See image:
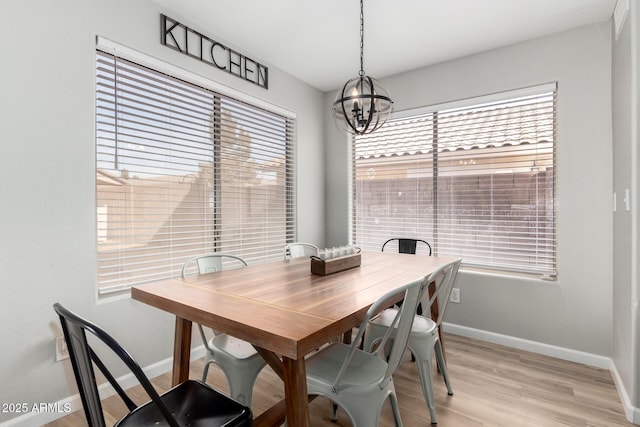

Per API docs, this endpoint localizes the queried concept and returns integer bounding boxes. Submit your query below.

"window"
[96,50,295,294]
[352,84,556,277]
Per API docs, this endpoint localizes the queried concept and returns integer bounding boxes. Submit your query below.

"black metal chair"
[382,238,432,315]
[381,237,433,361]
[53,303,253,427]
[381,237,432,256]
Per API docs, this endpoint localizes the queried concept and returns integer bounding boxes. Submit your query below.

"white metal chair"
[304,276,429,427]
[363,258,462,424]
[181,254,266,406]
[283,242,319,259]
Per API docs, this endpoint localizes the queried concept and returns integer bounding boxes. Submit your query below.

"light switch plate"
[450,288,460,304]
[625,188,630,211]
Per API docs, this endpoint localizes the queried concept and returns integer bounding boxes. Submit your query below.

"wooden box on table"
[310,253,361,275]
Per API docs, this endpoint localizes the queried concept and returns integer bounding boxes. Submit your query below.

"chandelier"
[332,0,393,135]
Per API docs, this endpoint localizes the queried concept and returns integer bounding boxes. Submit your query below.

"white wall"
[0,0,325,423]
[325,22,614,356]
[612,0,640,419]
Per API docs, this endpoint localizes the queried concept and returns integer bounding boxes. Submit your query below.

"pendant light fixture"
[332,0,393,135]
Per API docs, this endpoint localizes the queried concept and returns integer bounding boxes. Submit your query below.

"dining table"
[131,250,457,427]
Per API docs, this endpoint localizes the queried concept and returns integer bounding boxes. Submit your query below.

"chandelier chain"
[332,0,393,135]
[359,0,365,76]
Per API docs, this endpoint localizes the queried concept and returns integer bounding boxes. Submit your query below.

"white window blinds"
[96,50,295,293]
[352,85,556,276]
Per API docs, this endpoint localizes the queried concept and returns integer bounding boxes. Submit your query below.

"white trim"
[98,283,135,296]
[459,266,557,283]
[631,0,640,415]
[614,0,630,41]
[443,322,610,368]
[96,36,296,119]
[394,81,557,120]
[0,346,205,427]
[610,359,640,423]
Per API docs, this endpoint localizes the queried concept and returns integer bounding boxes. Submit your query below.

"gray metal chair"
[53,303,252,427]
[283,242,319,260]
[364,258,462,424]
[305,276,429,426]
[181,254,266,407]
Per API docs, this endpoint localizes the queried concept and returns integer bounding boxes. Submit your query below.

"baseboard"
[0,346,205,427]
[443,322,610,368]
[444,322,640,425]
[609,358,640,424]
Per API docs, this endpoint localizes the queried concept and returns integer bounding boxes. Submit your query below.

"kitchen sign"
[161,14,268,89]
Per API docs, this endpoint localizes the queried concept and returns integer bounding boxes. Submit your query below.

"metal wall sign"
[161,14,268,89]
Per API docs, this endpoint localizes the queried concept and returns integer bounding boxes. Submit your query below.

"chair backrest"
[381,238,432,256]
[181,253,248,278]
[426,257,462,327]
[284,242,319,260]
[181,254,248,346]
[53,303,180,427]
[332,276,428,392]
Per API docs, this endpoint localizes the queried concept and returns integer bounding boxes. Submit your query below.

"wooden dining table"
[131,251,456,427]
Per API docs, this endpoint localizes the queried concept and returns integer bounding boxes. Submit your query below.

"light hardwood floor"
[44,333,635,427]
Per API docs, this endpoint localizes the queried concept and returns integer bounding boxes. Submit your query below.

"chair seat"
[211,334,262,360]
[370,308,438,337]
[116,380,252,427]
[306,342,389,391]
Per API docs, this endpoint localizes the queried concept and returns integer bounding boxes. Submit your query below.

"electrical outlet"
[450,288,461,304]
[56,336,69,361]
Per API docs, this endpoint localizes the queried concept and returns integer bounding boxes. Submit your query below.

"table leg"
[255,347,284,380]
[253,348,315,427]
[282,357,310,427]
[172,316,192,386]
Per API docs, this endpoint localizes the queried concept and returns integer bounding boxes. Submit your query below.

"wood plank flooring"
[44,333,634,427]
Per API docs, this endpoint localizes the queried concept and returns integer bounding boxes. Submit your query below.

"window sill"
[459,265,557,283]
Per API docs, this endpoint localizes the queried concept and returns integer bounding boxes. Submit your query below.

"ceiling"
[152,0,617,92]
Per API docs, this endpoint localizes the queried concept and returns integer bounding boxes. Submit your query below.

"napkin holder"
[310,253,361,276]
